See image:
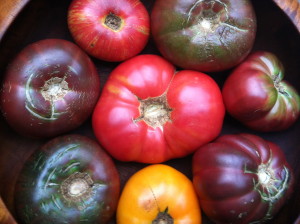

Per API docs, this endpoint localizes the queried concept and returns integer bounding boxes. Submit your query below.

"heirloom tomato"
[117,164,201,224]
[92,54,225,163]
[68,0,150,62]
[193,133,294,224]
[151,0,256,72]
[222,51,300,132]
[0,39,100,138]
[14,134,120,224]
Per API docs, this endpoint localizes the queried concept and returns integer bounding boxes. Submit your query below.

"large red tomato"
[193,133,294,224]
[92,54,225,163]
[0,39,100,138]
[68,0,150,62]
[222,51,300,132]
[151,0,256,72]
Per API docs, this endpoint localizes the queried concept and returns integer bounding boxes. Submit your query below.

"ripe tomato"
[92,54,225,163]
[151,0,256,72]
[14,134,120,224]
[117,164,201,224]
[222,51,300,132]
[68,0,150,62]
[193,133,294,224]
[0,39,100,138]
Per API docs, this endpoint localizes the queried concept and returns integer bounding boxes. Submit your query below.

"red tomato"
[92,54,225,163]
[0,39,100,138]
[151,0,256,72]
[68,0,150,62]
[193,133,294,224]
[222,51,300,132]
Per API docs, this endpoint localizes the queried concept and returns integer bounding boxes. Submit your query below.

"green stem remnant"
[152,207,174,224]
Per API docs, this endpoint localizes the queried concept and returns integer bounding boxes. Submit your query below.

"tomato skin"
[151,0,256,72]
[68,0,150,62]
[117,164,201,224]
[192,133,294,224]
[14,134,120,224]
[92,54,225,163]
[0,39,100,138]
[222,51,300,132]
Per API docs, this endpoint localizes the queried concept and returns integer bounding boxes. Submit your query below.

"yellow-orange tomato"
[117,164,201,224]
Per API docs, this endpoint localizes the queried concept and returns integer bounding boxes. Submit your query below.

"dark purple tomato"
[14,134,120,224]
[0,39,100,138]
[193,133,294,224]
[151,0,257,72]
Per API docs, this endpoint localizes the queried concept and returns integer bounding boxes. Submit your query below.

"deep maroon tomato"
[92,54,225,163]
[193,133,294,224]
[68,0,150,62]
[151,0,256,72]
[14,134,120,224]
[0,39,100,138]
[222,51,300,132]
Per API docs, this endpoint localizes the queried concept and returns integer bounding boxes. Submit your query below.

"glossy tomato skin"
[14,134,120,224]
[192,133,294,224]
[117,164,201,224]
[68,0,150,62]
[92,54,225,163]
[0,39,100,138]
[151,0,256,72]
[222,51,300,132]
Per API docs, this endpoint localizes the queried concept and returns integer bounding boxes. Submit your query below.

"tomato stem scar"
[104,12,122,31]
[134,93,173,129]
[152,207,174,224]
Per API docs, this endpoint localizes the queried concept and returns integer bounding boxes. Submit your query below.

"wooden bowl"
[0,0,300,223]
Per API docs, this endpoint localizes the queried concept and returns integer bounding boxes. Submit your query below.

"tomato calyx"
[61,172,95,209]
[255,165,290,203]
[25,75,69,121]
[104,12,123,31]
[41,76,69,102]
[187,0,228,33]
[244,154,291,222]
[134,93,173,129]
[272,72,289,97]
[152,207,174,224]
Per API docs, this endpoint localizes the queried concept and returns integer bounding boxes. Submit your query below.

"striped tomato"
[68,0,150,62]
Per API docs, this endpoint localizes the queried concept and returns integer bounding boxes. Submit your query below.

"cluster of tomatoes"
[0,0,299,223]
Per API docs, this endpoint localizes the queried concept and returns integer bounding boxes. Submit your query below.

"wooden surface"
[0,197,16,224]
[273,0,300,32]
[0,0,300,224]
[0,0,30,41]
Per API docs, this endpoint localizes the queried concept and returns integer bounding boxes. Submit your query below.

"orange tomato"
[117,164,201,224]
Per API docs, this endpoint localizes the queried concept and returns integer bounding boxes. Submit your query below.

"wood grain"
[0,0,299,224]
[273,0,300,32]
[0,197,16,224]
[0,0,30,41]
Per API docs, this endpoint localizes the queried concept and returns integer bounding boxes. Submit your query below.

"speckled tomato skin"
[222,51,300,132]
[192,133,294,224]
[151,0,256,72]
[14,134,120,224]
[0,39,100,138]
